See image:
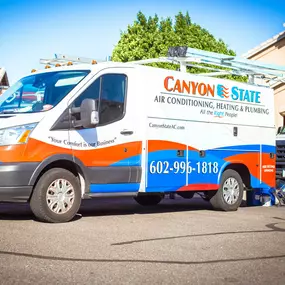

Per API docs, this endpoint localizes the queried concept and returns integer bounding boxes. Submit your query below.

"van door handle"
[120,129,133,135]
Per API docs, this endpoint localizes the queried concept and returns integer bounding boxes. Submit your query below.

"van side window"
[98,74,127,125]
[73,78,100,108]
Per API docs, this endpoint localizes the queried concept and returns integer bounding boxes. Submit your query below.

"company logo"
[217,85,229,99]
[164,76,261,104]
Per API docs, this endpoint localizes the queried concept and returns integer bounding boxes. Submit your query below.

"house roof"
[0,67,9,87]
[242,24,285,58]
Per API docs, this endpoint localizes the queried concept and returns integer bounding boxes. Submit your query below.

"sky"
[0,0,284,84]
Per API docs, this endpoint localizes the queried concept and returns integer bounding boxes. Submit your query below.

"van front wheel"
[30,168,82,223]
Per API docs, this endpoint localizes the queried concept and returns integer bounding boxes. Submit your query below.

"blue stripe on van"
[90,183,140,193]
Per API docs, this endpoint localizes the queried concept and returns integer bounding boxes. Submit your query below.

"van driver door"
[68,68,142,194]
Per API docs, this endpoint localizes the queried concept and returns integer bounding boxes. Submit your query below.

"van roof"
[30,61,136,75]
[23,60,274,90]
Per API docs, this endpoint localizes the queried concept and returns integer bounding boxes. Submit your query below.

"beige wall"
[248,36,285,65]
[274,84,285,128]
[248,36,285,129]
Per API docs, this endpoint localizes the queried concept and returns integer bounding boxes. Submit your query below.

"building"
[0,67,10,95]
[243,24,285,130]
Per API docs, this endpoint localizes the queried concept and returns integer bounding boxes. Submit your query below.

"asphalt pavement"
[0,195,285,285]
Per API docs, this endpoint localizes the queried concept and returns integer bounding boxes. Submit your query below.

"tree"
[112,11,246,82]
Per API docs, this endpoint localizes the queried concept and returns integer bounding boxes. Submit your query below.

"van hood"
[0,112,45,129]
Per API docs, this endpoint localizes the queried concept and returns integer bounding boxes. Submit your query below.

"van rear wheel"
[30,168,82,223]
[210,169,244,211]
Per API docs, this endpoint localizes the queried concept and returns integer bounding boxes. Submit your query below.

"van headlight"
[0,123,37,146]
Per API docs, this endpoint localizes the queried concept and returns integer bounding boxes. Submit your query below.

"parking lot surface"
[0,196,285,285]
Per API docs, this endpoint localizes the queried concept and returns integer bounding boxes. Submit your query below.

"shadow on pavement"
[79,196,214,217]
[111,221,285,246]
[0,196,280,223]
[0,196,214,222]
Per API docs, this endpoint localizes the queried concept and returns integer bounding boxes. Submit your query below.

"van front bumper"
[0,162,38,202]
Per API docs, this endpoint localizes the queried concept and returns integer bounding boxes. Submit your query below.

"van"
[0,48,277,223]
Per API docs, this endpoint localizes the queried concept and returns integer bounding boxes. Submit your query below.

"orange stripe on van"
[224,152,275,188]
[0,144,27,163]
[225,152,259,177]
[148,140,197,152]
[0,138,142,166]
[73,141,142,166]
[259,153,276,188]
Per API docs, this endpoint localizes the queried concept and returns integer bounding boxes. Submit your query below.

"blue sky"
[0,0,284,84]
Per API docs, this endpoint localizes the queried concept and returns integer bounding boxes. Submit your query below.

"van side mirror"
[71,98,99,129]
[277,126,282,135]
[80,98,99,128]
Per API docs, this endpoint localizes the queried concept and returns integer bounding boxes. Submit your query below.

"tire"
[210,169,244,211]
[30,168,82,223]
[134,194,162,206]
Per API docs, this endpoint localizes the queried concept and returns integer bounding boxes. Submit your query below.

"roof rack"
[130,47,285,87]
[39,53,111,67]
[39,47,285,87]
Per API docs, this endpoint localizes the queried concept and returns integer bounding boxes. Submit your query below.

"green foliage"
[112,11,247,83]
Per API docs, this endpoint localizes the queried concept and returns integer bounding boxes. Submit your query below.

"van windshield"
[0,70,90,114]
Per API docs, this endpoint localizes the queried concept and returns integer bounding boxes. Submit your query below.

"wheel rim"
[222,177,240,205]
[46,179,75,214]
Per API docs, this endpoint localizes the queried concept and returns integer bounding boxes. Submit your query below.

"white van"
[0,48,277,223]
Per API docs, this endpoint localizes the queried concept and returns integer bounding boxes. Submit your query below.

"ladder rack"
[130,47,285,87]
[39,47,285,87]
[40,54,111,66]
